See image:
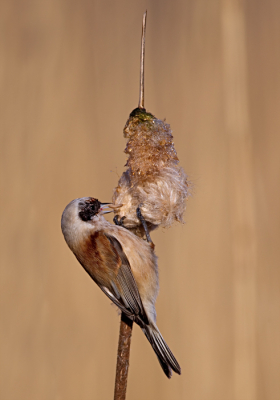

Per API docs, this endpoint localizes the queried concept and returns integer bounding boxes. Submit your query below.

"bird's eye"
[79,199,101,221]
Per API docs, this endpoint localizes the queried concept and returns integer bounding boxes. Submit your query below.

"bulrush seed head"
[112,108,189,237]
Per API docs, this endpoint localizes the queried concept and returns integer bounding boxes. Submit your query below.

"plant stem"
[138,10,147,109]
[113,313,133,400]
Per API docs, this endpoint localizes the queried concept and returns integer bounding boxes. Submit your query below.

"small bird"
[61,197,181,378]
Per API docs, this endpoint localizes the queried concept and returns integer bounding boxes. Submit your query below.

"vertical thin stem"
[138,11,147,109]
[113,313,133,400]
[114,13,147,400]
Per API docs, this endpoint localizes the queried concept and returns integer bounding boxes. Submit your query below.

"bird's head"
[77,197,112,221]
[61,197,121,251]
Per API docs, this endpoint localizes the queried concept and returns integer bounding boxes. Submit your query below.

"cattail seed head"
[112,108,189,236]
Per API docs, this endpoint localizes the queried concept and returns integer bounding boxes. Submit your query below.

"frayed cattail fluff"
[112,107,189,236]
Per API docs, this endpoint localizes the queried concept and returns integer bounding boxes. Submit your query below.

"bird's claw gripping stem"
[136,206,153,244]
[113,215,126,227]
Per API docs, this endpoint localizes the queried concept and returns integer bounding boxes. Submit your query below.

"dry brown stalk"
[112,10,189,238]
[113,8,186,398]
[113,13,147,400]
[138,10,147,109]
[113,313,133,400]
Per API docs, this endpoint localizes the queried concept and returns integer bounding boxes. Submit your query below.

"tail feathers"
[143,325,181,378]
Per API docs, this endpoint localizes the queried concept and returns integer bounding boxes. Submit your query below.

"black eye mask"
[79,199,101,221]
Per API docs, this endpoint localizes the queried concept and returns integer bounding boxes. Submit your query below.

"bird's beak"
[99,203,123,215]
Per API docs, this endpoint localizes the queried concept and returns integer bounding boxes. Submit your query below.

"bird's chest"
[74,231,120,287]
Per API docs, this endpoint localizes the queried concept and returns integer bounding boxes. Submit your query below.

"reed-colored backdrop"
[1,1,279,399]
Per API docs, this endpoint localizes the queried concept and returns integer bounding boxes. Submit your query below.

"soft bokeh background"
[1,1,279,399]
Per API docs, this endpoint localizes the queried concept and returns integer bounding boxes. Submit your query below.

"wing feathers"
[78,230,181,378]
[93,232,149,325]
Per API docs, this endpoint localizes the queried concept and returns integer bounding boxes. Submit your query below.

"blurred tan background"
[1,0,279,399]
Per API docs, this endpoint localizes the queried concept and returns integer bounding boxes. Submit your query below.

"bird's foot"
[113,215,126,227]
[136,206,153,246]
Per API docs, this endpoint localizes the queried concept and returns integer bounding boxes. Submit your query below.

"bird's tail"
[142,324,181,378]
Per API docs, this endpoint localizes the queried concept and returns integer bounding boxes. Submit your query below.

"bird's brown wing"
[78,230,148,325]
